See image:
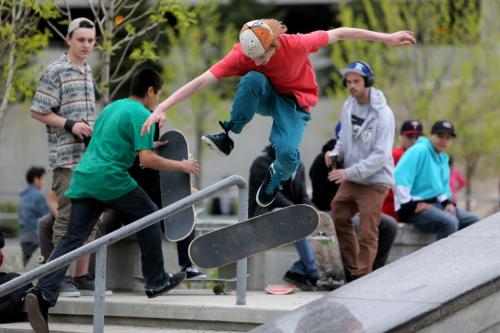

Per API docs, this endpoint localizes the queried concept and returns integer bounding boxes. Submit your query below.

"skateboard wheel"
[36,255,45,264]
[213,285,224,295]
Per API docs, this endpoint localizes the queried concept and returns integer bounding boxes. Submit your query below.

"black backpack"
[0,272,32,323]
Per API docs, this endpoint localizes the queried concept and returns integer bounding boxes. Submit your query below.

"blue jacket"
[394,137,452,220]
[18,185,49,242]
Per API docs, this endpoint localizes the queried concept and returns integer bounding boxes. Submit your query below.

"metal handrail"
[0,175,248,333]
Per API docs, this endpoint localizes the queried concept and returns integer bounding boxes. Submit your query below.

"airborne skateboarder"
[25,68,199,333]
[142,19,415,208]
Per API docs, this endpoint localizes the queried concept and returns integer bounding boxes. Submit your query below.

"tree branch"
[115,0,129,13]
[88,0,105,34]
[110,62,141,98]
[100,0,108,17]
[113,22,158,49]
[46,20,66,41]
[111,36,135,78]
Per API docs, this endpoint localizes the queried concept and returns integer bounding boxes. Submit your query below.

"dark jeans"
[20,241,39,267]
[33,186,167,306]
[409,202,479,240]
[89,209,195,274]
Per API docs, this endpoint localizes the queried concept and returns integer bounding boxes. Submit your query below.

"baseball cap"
[339,61,373,78]
[67,18,95,36]
[400,120,424,135]
[239,20,273,59]
[431,120,457,137]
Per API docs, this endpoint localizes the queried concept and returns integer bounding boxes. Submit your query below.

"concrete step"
[0,289,327,332]
[0,322,237,333]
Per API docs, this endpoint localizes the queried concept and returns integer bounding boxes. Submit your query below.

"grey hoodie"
[333,87,395,187]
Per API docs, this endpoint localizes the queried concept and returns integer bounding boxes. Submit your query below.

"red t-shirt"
[209,31,329,111]
[381,147,406,220]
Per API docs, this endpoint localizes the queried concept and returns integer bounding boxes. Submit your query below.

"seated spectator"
[18,167,49,267]
[310,130,397,272]
[249,145,318,291]
[394,120,480,239]
[381,120,424,220]
[0,230,33,323]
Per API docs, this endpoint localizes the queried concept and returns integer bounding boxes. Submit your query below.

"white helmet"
[239,20,273,58]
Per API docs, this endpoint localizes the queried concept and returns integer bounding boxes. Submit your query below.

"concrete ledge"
[250,212,500,333]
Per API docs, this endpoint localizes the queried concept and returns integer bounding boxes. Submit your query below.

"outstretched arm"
[328,27,416,46]
[138,150,200,176]
[141,70,217,135]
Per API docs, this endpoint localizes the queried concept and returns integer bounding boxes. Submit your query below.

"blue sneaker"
[256,164,283,207]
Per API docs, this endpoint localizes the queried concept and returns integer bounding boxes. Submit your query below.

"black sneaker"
[181,265,207,279]
[201,121,234,156]
[25,289,50,333]
[145,272,186,299]
[283,271,317,292]
[74,273,113,296]
[256,164,283,207]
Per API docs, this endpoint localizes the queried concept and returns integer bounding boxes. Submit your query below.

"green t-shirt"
[66,98,155,201]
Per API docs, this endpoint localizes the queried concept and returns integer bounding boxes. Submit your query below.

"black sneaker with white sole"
[145,272,186,299]
[256,164,283,207]
[201,121,234,156]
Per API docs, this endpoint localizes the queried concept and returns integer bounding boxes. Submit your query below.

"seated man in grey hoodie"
[325,61,395,281]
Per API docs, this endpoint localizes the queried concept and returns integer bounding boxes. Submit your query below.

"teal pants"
[224,71,311,181]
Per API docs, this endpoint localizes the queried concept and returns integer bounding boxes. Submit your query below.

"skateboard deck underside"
[189,205,319,269]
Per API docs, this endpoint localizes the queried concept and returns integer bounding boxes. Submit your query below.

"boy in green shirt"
[25,68,200,333]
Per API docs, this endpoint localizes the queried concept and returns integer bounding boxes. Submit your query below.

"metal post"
[236,184,248,305]
[93,246,107,333]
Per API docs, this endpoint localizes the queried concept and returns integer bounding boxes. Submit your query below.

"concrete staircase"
[0,290,328,332]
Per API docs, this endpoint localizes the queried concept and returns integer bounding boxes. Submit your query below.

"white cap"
[67,18,95,36]
[239,20,273,59]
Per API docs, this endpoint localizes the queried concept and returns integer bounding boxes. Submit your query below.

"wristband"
[64,119,76,133]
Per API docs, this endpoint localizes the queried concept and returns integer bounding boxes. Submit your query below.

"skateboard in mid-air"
[188,204,319,269]
[157,130,195,241]
[309,211,345,290]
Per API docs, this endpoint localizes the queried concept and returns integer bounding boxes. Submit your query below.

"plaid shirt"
[31,53,96,169]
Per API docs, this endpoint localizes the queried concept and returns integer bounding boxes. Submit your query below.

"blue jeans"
[33,186,168,306]
[224,71,311,182]
[290,238,319,280]
[409,202,479,240]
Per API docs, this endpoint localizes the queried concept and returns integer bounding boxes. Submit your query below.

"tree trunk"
[100,0,115,104]
[0,44,16,134]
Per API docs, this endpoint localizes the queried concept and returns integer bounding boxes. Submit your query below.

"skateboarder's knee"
[241,71,268,87]
[275,145,299,167]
